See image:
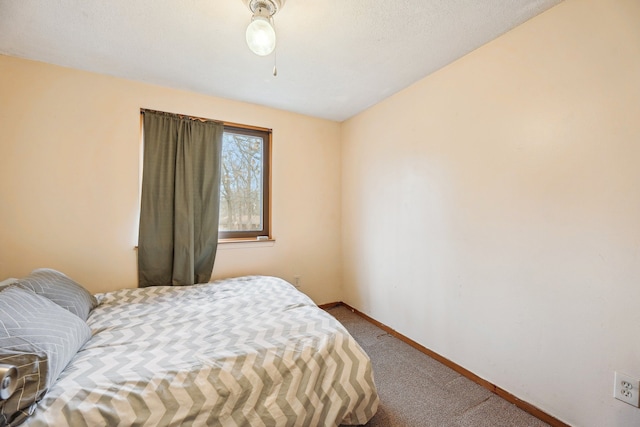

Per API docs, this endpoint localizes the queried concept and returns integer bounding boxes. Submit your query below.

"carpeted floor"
[330,306,550,427]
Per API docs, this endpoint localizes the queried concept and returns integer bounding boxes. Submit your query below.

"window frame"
[218,123,272,241]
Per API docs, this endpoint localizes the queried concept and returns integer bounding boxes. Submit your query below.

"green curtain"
[138,110,223,287]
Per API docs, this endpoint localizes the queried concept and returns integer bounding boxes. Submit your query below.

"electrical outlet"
[614,372,640,407]
[293,276,301,288]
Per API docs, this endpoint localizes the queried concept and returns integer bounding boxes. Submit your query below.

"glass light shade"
[246,16,276,56]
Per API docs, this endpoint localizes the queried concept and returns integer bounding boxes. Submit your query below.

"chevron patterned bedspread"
[23,276,379,426]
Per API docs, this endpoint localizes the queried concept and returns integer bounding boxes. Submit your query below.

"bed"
[0,270,379,426]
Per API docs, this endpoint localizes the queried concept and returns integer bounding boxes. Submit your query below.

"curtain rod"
[140,108,271,132]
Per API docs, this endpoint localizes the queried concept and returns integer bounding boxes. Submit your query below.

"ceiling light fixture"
[243,0,285,57]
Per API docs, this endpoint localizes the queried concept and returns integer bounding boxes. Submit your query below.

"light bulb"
[246,15,276,56]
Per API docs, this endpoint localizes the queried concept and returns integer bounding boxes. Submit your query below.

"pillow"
[0,286,92,426]
[0,278,18,289]
[15,268,97,321]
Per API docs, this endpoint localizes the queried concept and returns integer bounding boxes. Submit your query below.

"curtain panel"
[138,110,223,287]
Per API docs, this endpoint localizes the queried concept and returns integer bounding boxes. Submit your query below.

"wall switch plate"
[614,372,640,407]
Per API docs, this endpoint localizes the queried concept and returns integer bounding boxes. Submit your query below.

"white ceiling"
[0,0,561,122]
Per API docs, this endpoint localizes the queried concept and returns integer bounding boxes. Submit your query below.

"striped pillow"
[16,268,98,321]
[0,286,92,426]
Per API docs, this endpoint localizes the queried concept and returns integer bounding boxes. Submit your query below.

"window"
[219,124,271,240]
[138,110,271,244]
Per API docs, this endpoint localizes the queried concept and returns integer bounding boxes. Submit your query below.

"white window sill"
[217,238,276,250]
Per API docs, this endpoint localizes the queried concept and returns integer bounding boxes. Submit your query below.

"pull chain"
[272,16,278,77]
[273,49,278,77]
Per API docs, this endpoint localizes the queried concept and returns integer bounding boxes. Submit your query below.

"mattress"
[22,276,379,426]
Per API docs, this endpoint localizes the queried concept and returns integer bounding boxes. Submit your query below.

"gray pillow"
[0,286,92,426]
[16,268,98,321]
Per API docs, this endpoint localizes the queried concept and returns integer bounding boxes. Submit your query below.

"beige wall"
[0,55,343,304]
[341,0,640,425]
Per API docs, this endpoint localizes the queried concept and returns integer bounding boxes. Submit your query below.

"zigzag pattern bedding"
[23,276,379,426]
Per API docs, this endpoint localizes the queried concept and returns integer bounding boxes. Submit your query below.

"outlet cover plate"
[614,372,640,407]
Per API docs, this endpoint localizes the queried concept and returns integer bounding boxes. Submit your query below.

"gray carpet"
[330,306,550,427]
